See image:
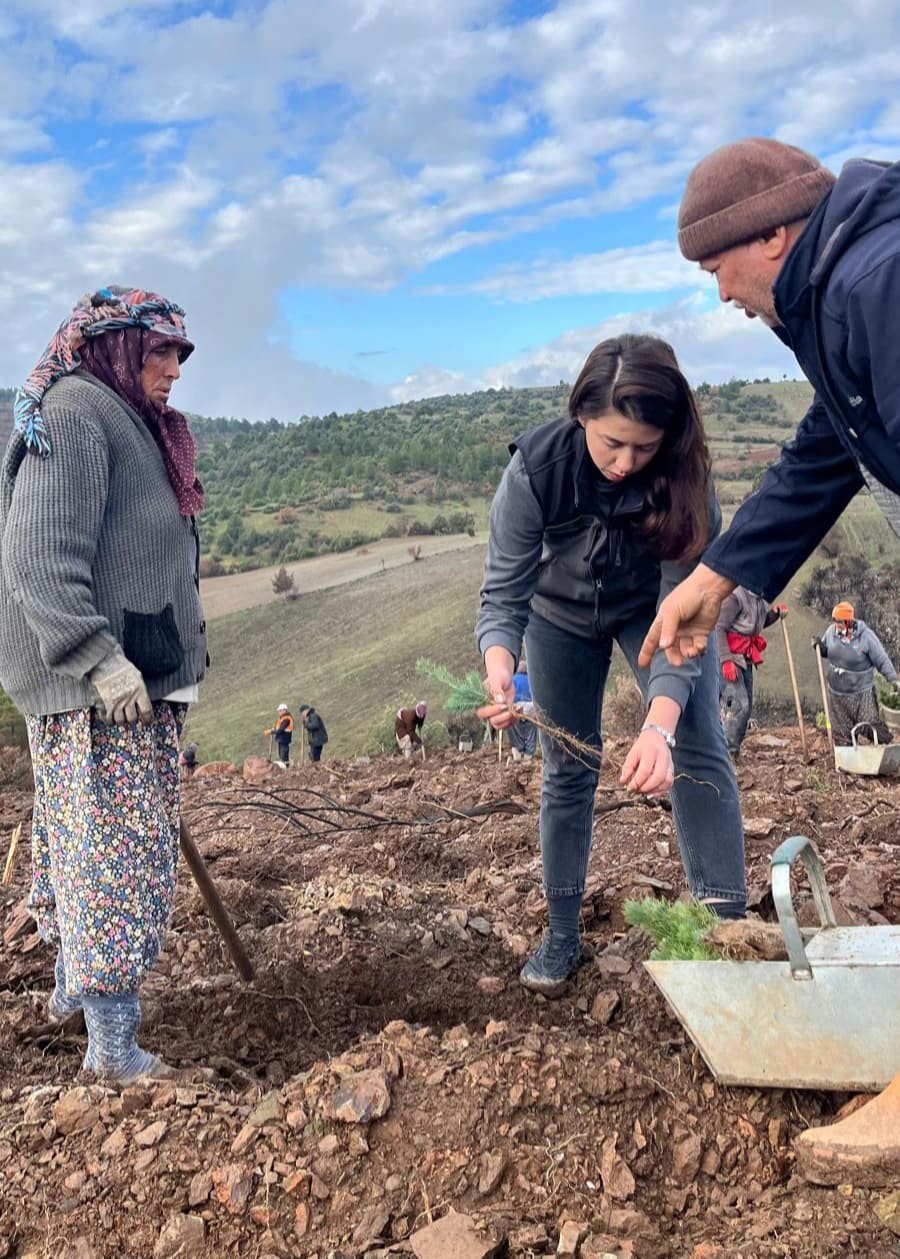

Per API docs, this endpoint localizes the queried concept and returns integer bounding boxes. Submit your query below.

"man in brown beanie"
[640,136,900,666]
[640,136,900,1186]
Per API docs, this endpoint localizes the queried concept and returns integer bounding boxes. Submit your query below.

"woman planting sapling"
[477,334,746,996]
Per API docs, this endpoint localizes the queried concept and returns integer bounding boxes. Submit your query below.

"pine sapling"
[415,659,487,713]
[624,897,720,961]
[416,659,719,791]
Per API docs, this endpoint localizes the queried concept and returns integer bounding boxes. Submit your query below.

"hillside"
[0,376,822,573]
[2,373,899,760]
[186,546,488,765]
[187,526,900,766]
[192,378,803,572]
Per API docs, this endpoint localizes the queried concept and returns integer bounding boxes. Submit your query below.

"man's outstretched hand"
[638,564,737,668]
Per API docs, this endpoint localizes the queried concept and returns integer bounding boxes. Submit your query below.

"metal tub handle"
[850,722,881,747]
[770,836,837,980]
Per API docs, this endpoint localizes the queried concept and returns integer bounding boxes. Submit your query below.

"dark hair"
[568,333,711,561]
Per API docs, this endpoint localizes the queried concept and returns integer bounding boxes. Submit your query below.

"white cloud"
[425,241,702,300]
[0,0,898,420]
[485,297,800,390]
[389,365,473,403]
[388,298,799,400]
[481,299,799,392]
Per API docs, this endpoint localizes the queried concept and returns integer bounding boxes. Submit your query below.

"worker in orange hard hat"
[812,601,898,745]
[264,703,294,768]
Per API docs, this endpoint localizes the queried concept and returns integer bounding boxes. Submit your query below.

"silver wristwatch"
[641,723,676,750]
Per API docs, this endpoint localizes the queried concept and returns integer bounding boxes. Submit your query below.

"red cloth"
[727,631,767,666]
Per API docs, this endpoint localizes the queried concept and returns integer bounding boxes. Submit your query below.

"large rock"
[672,1132,703,1184]
[248,1090,283,1127]
[477,1150,506,1196]
[599,1135,635,1201]
[796,1075,900,1187]
[193,761,237,778]
[557,1220,588,1255]
[188,1171,212,1207]
[590,991,621,1026]
[53,1088,101,1136]
[134,1119,167,1148]
[154,1213,205,1259]
[325,1069,392,1124]
[742,817,777,839]
[874,1191,900,1236]
[410,1211,506,1259]
[211,1163,254,1214]
[837,862,884,911]
[352,1204,391,1249]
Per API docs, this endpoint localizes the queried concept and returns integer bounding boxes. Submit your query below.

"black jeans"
[720,664,753,753]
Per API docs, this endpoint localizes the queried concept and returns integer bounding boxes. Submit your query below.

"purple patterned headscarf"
[15,286,204,515]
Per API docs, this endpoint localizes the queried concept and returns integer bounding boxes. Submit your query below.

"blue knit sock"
[546,892,582,946]
[49,950,82,1020]
[82,994,162,1081]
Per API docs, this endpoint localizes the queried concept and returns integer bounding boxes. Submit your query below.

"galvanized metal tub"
[833,724,900,777]
[645,836,900,1091]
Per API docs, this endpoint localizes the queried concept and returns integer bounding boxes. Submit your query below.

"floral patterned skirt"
[26,703,185,996]
[827,685,891,747]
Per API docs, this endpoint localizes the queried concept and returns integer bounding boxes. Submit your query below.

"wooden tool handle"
[780,617,808,758]
[179,819,255,982]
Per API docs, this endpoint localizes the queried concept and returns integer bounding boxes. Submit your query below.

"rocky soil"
[0,731,898,1259]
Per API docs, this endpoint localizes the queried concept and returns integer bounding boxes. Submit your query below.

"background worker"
[179,740,199,780]
[715,589,787,756]
[814,601,898,744]
[265,703,293,767]
[300,703,329,762]
[395,701,427,758]
[507,662,537,761]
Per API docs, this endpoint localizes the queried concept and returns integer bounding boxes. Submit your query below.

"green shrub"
[877,680,900,711]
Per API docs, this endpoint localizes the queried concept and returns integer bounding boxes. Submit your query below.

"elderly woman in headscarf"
[0,286,207,1081]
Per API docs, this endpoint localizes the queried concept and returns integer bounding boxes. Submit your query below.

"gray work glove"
[89,650,153,725]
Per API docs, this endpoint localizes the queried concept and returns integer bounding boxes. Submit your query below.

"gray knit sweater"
[820,620,898,695]
[0,373,207,716]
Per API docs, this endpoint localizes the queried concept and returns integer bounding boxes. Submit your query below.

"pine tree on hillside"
[271,565,296,600]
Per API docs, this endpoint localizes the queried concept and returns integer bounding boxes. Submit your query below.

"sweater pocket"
[123,604,184,678]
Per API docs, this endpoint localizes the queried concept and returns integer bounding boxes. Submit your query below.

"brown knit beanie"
[678,137,836,262]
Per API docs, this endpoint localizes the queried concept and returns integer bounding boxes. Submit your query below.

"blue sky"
[1,0,899,419]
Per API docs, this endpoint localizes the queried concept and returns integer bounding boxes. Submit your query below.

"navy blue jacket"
[704,159,900,599]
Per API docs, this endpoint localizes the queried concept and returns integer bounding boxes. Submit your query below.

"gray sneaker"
[519,930,583,997]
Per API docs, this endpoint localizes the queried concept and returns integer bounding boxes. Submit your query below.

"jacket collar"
[775,159,900,332]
